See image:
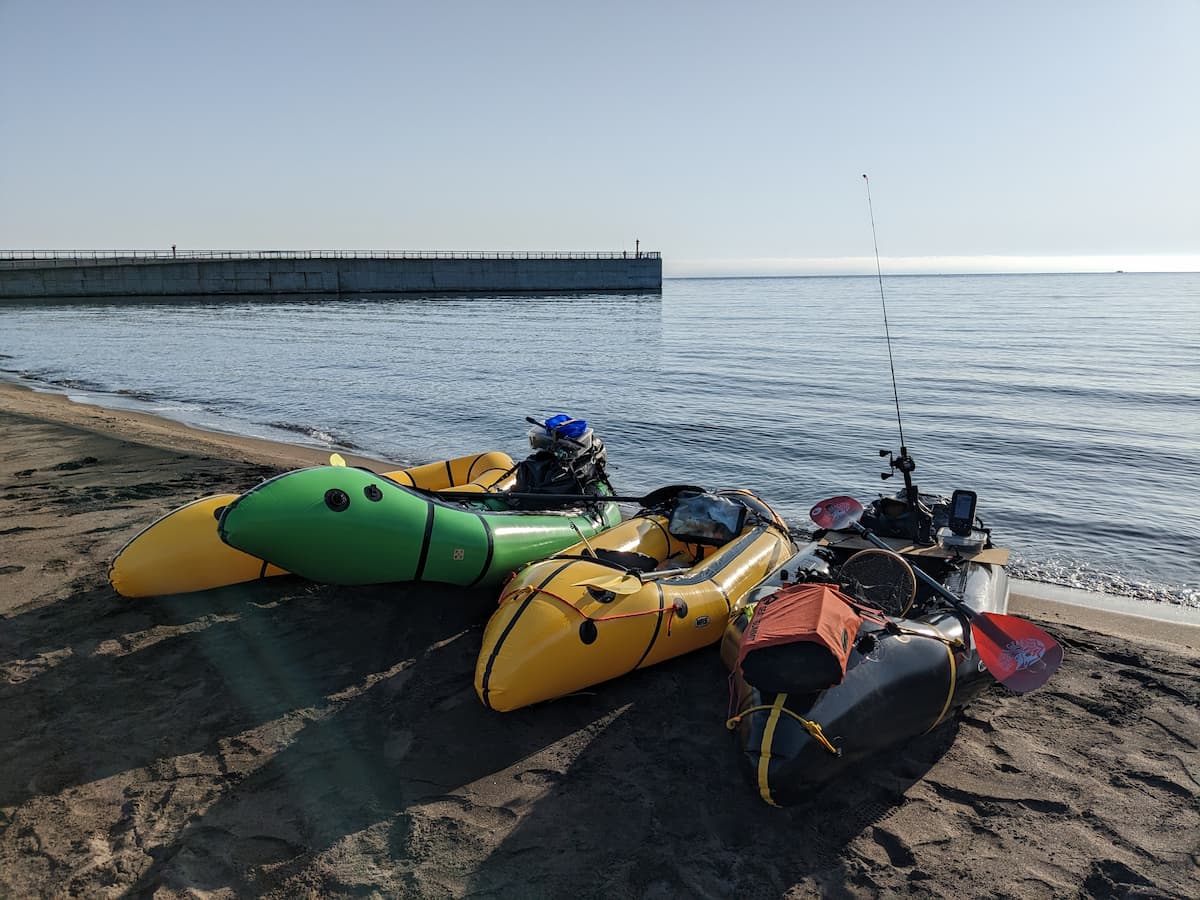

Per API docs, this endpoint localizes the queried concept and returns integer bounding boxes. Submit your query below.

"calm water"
[2,274,1197,606]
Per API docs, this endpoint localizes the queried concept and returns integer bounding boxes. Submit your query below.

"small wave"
[116,387,163,403]
[1,369,110,394]
[268,421,363,451]
[788,524,1197,609]
[42,374,109,392]
[1008,558,1199,609]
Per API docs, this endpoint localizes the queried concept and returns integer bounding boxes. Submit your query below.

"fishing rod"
[862,174,931,543]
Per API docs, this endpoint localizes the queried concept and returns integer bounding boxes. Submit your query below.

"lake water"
[2,273,1197,607]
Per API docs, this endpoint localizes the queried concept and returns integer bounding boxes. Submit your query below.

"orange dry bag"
[736,583,866,694]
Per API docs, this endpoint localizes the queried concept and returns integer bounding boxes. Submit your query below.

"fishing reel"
[875,446,934,543]
[878,447,916,481]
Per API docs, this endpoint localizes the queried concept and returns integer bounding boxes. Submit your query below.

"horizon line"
[663,254,1200,278]
[665,270,1199,280]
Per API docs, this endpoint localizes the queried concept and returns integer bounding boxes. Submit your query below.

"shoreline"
[1,389,1197,897]
[3,379,1196,635]
[0,380,393,471]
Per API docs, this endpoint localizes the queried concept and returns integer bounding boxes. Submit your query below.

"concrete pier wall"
[0,253,663,299]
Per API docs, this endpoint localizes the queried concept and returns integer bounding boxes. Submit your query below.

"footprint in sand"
[514,768,562,787]
[870,826,916,868]
[1083,859,1154,896]
[50,457,99,471]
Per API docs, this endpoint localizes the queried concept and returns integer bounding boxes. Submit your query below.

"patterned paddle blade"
[971,612,1064,693]
[809,495,864,530]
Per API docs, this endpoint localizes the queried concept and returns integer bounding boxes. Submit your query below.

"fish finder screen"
[949,490,978,535]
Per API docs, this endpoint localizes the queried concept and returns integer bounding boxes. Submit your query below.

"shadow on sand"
[3,581,966,898]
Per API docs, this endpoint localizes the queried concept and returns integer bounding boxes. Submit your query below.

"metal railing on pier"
[0,249,660,269]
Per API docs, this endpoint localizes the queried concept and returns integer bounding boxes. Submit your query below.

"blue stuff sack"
[544,414,589,440]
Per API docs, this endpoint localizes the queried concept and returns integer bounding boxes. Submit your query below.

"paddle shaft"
[849,520,1063,692]
[643,566,689,580]
[413,479,704,508]
[429,490,649,504]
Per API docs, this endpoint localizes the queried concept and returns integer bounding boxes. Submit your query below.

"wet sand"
[1,383,1197,898]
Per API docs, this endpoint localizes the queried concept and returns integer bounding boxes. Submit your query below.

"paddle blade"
[574,574,642,595]
[971,612,1063,693]
[329,453,347,467]
[810,495,865,530]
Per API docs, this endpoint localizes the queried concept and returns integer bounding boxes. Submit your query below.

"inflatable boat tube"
[109,451,516,597]
[722,540,1010,806]
[217,464,621,588]
[476,489,795,712]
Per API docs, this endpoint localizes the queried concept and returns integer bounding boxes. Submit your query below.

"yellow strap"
[726,627,959,790]
[757,695,786,807]
[884,624,960,733]
[925,639,958,732]
[726,697,841,778]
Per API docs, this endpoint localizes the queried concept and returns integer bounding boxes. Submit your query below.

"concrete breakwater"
[0,250,662,299]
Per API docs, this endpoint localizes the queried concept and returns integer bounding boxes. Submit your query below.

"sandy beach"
[1,382,1196,899]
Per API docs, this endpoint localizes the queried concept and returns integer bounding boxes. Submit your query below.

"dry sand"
[1,382,1197,899]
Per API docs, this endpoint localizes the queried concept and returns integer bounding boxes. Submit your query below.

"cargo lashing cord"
[513,584,689,637]
[725,702,841,757]
[884,619,966,652]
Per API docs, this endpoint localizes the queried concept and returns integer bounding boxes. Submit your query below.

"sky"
[1,1,1197,276]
